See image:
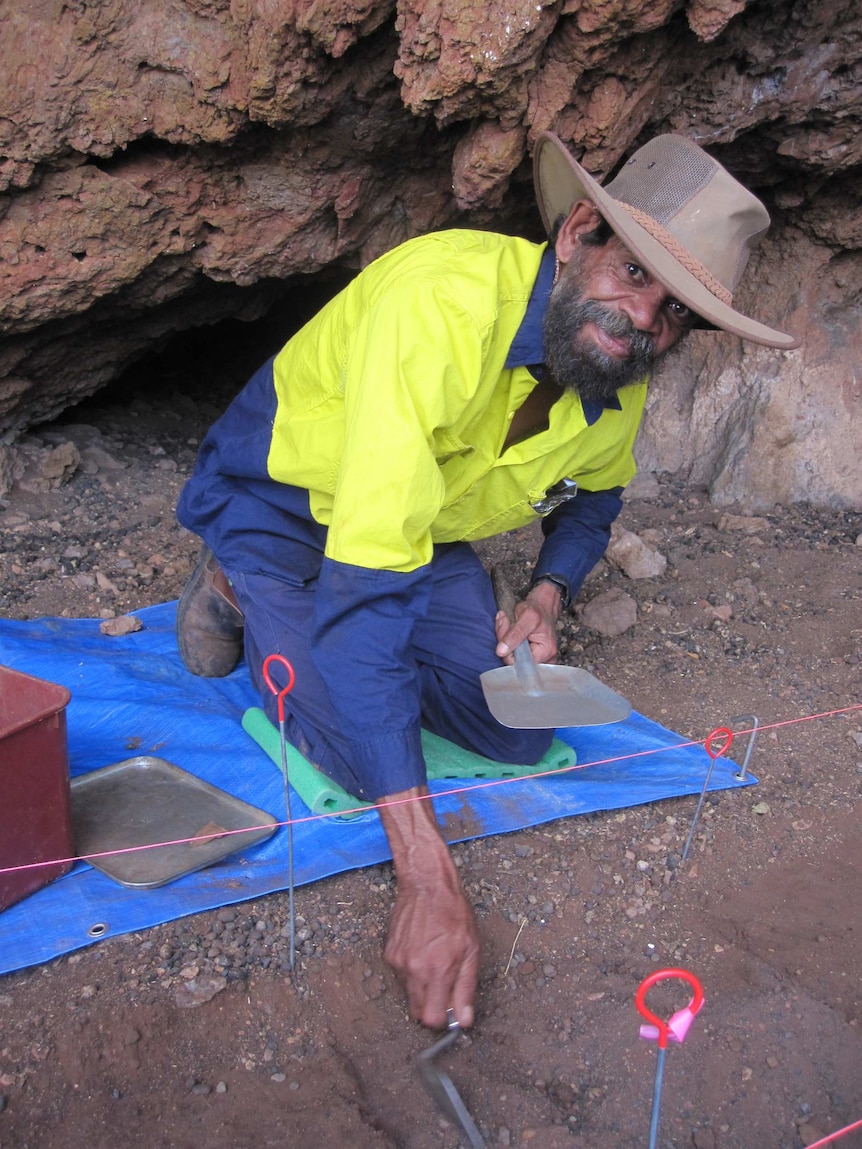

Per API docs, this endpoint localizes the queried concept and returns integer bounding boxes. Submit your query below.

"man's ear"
[555,201,603,264]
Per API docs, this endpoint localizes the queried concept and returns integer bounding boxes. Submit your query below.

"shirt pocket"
[434,428,475,466]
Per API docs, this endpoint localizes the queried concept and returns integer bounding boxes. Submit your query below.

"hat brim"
[534,132,799,351]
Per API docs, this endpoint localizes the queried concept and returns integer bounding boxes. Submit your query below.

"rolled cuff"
[336,724,427,802]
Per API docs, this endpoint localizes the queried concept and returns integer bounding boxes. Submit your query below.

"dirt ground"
[0,328,860,1149]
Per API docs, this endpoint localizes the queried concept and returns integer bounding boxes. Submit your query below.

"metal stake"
[680,717,761,865]
[680,727,732,864]
[647,1046,667,1149]
[726,714,760,781]
[263,654,297,972]
[636,968,705,1149]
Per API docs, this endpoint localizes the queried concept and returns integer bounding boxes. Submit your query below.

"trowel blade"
[417,1028,486,1149]
[480,662,631,729]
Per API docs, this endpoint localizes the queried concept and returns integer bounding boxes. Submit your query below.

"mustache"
[567,298,658,362]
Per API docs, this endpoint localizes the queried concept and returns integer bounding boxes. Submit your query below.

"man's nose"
[620,287,664,334]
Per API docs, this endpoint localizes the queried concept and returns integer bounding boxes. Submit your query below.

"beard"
[543,264,666,403]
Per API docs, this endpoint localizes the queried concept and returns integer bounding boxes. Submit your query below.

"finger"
[385,928,429,1022]
[419,973,453,1030]
[528,628,559,663]
[450,951,479,1029]
[452,1001,475,1029]
[403,965,433,1025]
[396,940,450,1029]
[495,612,537,658]
[493,609,510,643]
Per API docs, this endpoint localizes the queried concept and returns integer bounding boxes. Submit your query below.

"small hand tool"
[480,568,631,729]
[417,1009,486,1148]
[636,968,705,1149]
[263,653,297,972]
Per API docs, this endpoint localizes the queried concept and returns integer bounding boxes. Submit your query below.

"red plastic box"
[0,666,75,912]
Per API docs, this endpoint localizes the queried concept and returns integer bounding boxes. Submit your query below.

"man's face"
[543,233,694,403]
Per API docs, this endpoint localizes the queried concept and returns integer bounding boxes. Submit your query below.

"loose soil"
[1,333,860,1149]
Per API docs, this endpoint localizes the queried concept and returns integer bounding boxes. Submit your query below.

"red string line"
[1,701,860,879]
[803,1116,862,1148]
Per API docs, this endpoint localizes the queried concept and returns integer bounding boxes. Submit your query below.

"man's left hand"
[378,784,480,1029]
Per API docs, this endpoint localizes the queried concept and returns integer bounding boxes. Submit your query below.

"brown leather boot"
[176,545,245,677]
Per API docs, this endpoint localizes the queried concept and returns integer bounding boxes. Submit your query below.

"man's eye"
[667,298,692,322]
[625,262,645,281]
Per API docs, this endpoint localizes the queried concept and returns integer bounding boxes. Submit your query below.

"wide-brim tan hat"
[534,132,799,350]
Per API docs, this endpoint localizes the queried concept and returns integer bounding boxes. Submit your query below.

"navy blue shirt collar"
[504,246,622,427]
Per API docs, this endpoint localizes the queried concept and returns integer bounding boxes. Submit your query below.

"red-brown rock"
[0,0,859,507]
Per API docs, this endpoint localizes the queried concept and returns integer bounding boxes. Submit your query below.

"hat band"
[618,202,734,307]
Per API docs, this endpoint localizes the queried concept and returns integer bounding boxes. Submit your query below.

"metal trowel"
[480,568,631,729]
[417,1011,486,1148]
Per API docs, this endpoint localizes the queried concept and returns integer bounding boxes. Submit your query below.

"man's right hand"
[378,785,480,1029]
[494,577,562,665]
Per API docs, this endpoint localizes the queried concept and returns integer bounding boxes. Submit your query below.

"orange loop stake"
[636,967,705,1049]
[262,653,296,724]
[262,652,298,972]
[680,727,735,864]
[635,968,705,1149]
[705,726,733,760]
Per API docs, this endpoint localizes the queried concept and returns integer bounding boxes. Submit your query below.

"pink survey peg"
[636,968,705,1049]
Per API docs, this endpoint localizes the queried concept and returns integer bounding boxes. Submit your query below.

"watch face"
[531,575,570,609]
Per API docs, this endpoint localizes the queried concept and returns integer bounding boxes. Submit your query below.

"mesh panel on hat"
[605,137,716,227]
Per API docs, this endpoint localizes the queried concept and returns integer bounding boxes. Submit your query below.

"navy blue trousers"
[225,543,553,798]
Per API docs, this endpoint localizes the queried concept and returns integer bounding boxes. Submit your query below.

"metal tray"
[70,756,278,889]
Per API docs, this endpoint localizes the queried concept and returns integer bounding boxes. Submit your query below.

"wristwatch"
[529,574,571,610]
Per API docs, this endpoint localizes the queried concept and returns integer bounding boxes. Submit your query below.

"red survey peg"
[262,653,296,723]
[636,968,705,1050]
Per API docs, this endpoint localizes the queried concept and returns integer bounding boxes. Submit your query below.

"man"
[175,132,797,1029]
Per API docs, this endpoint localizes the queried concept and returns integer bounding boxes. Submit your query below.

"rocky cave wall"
[0,0,860,509]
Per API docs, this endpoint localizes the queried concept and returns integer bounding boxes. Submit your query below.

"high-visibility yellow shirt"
[266,229,645,573]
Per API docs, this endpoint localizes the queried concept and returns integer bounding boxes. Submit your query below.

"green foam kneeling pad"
[241,707,576,821]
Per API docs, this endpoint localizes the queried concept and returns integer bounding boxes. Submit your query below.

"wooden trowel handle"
[491,567,542,696]
[491,567,518,619]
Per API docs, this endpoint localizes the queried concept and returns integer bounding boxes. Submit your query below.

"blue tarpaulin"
[0,602,753,976]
